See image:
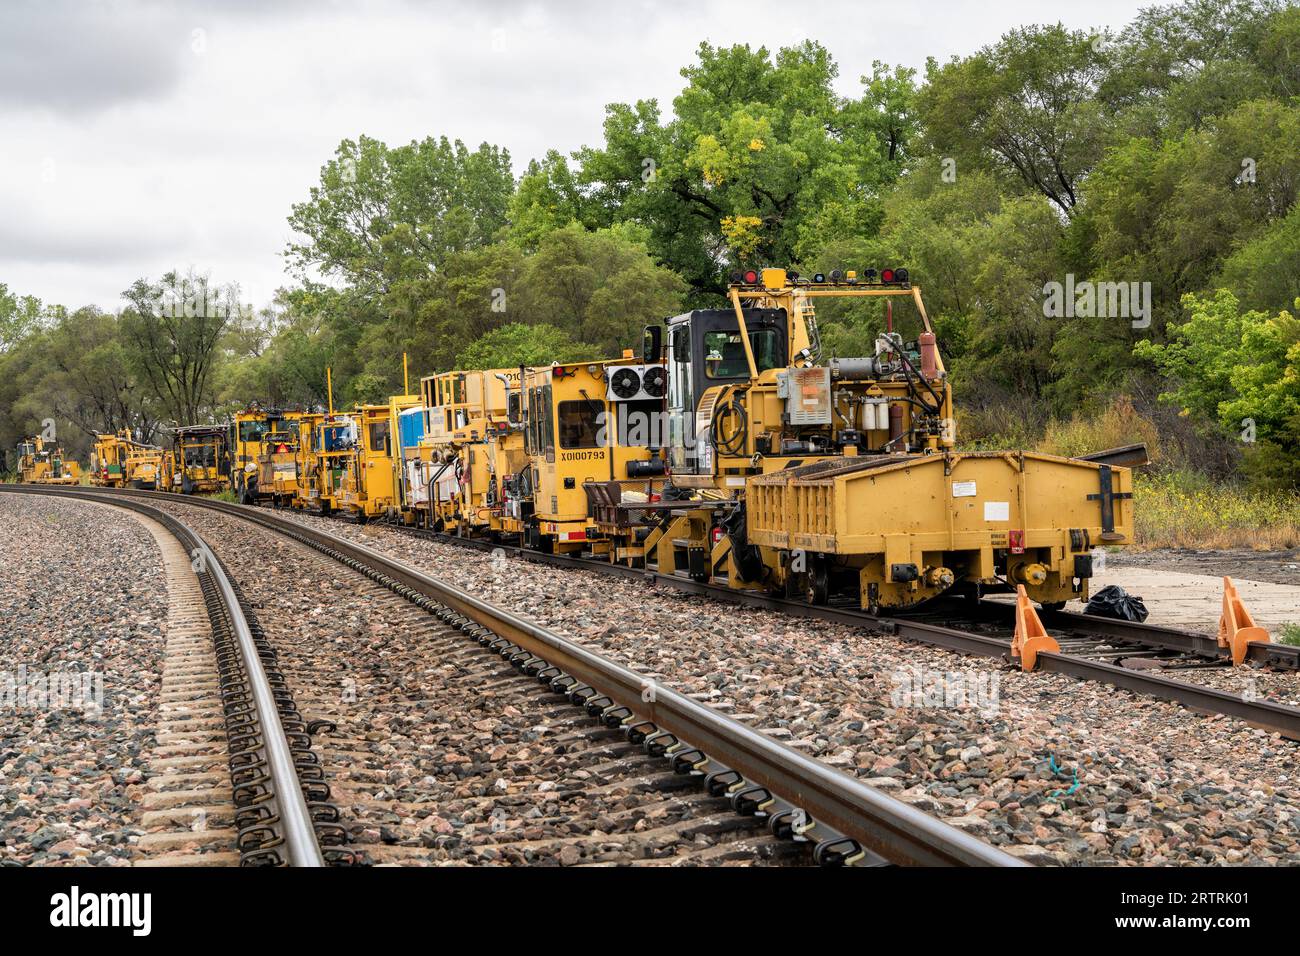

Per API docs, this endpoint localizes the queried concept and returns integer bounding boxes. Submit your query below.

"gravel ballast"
[147,501,802,866]
[0,493,168,866]
[254,510,1300,866]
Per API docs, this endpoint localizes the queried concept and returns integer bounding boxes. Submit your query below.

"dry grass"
[1132,471,1300,550]
[1036,396,1161,460]
[1023,397,1298,551]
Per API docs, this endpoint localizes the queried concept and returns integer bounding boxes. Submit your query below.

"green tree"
[516,224,687,356]
[920,24,1111,217]
[456,323,594,369]
[576,42,910,298]
[286,134,514,292]
[508,149,588,251]
[120,270,243,424]
[1135,289,1300,487]
[0,283,46,353]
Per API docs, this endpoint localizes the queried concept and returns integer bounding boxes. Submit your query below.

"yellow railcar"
[231,407,304,504]
[292,414,355,515]
[15,436,82,484]
[506,352,668,556]
[415,368,523,534]
[90,431,132,487]
[337,402,409,521]
[641,267,1135,611]
[255,426,301,507]
[124,444,165,490]
[171,425,231,495]
[92,429,163,489]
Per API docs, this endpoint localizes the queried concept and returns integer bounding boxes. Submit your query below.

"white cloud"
[0,0,1154,310]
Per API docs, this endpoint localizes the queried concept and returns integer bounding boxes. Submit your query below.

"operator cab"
[661,308,788,475]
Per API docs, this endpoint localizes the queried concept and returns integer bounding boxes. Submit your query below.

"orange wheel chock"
[1011,585,1060,671]
[1218,576,1270,666]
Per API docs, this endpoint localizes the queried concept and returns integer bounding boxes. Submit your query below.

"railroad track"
[0,487,332,866]
[2,485,1020,867]
[356,519,1300,741]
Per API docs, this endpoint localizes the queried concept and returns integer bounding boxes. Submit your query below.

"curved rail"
[0,485,325,867]
[9,484,1024,867]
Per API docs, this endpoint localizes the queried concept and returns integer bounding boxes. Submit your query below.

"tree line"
[3,0,1297,489]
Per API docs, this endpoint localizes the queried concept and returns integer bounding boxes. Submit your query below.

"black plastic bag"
[1084,584,1149,622]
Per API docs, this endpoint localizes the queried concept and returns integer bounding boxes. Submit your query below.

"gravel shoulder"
[0,494,168,866]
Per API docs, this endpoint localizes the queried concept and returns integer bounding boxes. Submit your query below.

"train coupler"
[1010,585,1059,671]
[1218,576,1270,665]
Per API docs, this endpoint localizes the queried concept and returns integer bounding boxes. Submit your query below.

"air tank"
[919,332,938,380]
[889,402,904,443]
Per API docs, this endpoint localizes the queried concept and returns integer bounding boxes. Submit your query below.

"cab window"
[239,421,268,443]
[703,329,782,378]
[541,385,555,453]
[557,400,602,449]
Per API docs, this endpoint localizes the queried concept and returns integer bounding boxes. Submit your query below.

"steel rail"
[968,600,1298,670]
[383,522,1300,740]
[21,485,1023,867]
[0,485,326,866]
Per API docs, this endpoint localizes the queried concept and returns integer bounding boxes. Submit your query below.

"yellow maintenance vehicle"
[90,430,134,487]
[504,351,669,555]
[255,425,301,507]
[171,425,231,495]
[415,368,524,535]
[391,391,426,521]
[15,436,82,484]
[231,406,302,504]
[337,403,402,522]
[91,429,164,489]
[293,413,356,515]
[124,442,166,490]
[638,267,1134,612]
[283,412,323,508]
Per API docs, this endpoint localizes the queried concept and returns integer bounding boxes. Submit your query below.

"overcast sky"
[1,0,1157,312]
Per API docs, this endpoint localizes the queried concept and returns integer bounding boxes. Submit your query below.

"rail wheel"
[806,557,829,605]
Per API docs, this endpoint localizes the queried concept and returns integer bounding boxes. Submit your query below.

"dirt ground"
[1111,547,1300,587]
[1095,548,1300,636]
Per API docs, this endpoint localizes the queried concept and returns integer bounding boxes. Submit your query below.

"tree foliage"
[5,0,1300,490]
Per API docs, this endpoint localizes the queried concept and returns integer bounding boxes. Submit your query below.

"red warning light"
[882,269,895,282]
